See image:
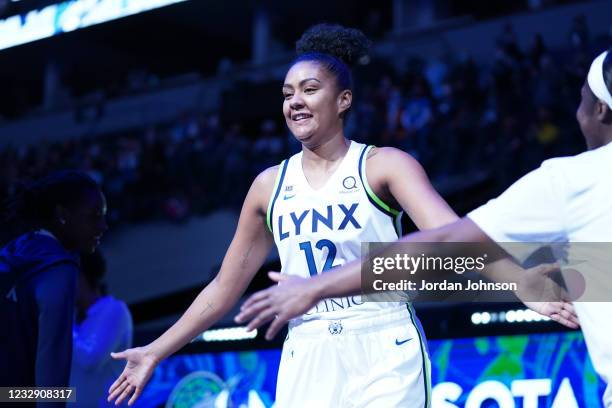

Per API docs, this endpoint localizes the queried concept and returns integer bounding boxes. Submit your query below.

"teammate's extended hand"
[523,300,579,329]
[107,346,158,406]
[235,272,318,340]
[517,262,580,329]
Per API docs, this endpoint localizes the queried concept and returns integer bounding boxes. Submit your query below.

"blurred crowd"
[351,17,605,186]
[0,17,609,231]
[0,115,290,229]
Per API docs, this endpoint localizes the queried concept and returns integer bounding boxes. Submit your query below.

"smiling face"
[282,60,351,148]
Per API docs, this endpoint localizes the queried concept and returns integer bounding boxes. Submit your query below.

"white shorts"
[275,305,431,408]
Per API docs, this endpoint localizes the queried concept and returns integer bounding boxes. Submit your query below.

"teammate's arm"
[366,148,577,314]
[236,218,480,338]
[107,167,277,406]
[237,217,576,339]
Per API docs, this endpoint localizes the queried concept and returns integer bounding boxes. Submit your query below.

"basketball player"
[236,49,612,407]
[108,24,463,407]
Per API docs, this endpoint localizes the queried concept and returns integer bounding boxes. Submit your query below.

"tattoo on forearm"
[241,243,254,269]
[200,302,215,316]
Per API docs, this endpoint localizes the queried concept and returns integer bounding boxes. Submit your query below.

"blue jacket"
[0,232,79,399]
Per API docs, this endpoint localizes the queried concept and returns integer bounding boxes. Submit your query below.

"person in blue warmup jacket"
[0,170,107,407]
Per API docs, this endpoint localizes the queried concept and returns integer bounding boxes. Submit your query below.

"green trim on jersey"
[360,145,402,217]
[266,159,288,233]
[358,145,403,237]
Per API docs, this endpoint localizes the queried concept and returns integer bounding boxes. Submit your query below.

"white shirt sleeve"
[468,161,568,243]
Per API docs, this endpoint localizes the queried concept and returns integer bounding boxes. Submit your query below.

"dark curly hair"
[2,170,100,233]
[293,23,371,92]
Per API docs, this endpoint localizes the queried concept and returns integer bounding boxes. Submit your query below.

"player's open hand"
[516,262,580,329]
[523,300,579,329]
[235,272,318,340]
[107,346,159,406]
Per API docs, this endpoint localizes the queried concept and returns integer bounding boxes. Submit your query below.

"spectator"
[569,14,589,50]
[399,78,433,160]
[527,33,547,69]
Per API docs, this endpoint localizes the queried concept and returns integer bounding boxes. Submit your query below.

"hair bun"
[296,23,371,67]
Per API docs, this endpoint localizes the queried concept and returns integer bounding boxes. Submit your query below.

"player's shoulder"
[536,145,612,198]
[253,165,281,193]
[246,165,283,215]
[541,144,612,176]
[367,145,417,161]
[366,146,424,172]
[98,296,132,320]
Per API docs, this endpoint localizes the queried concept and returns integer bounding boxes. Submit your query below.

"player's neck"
[601,132,612,148]
[77,290,102,323]
[588,129,612,150]
[302,132,349,169]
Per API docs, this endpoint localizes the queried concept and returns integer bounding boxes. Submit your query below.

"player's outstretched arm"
[236,217,579,339]
[235,218,468,339]
[107,167,277,406]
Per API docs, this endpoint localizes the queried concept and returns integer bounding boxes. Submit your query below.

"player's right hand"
[235,271,318,340]
[516,262,580,329]
[107,346,159,406]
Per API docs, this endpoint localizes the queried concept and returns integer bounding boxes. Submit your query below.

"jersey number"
[299,239,338,276]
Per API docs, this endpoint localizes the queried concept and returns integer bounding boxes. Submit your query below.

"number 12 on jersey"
[299,239,338,276]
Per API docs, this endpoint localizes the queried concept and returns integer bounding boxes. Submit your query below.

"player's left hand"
[107,346,158,406]
[235,272,318,340]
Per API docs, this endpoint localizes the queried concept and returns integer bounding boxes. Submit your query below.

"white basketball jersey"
[267,141,404,322]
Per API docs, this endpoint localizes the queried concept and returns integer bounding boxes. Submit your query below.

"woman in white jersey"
[108,24,459,407]
[238,49,611,404]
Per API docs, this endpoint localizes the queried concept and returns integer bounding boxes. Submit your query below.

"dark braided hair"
[2,170,100,235]
[293,23,371,92]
